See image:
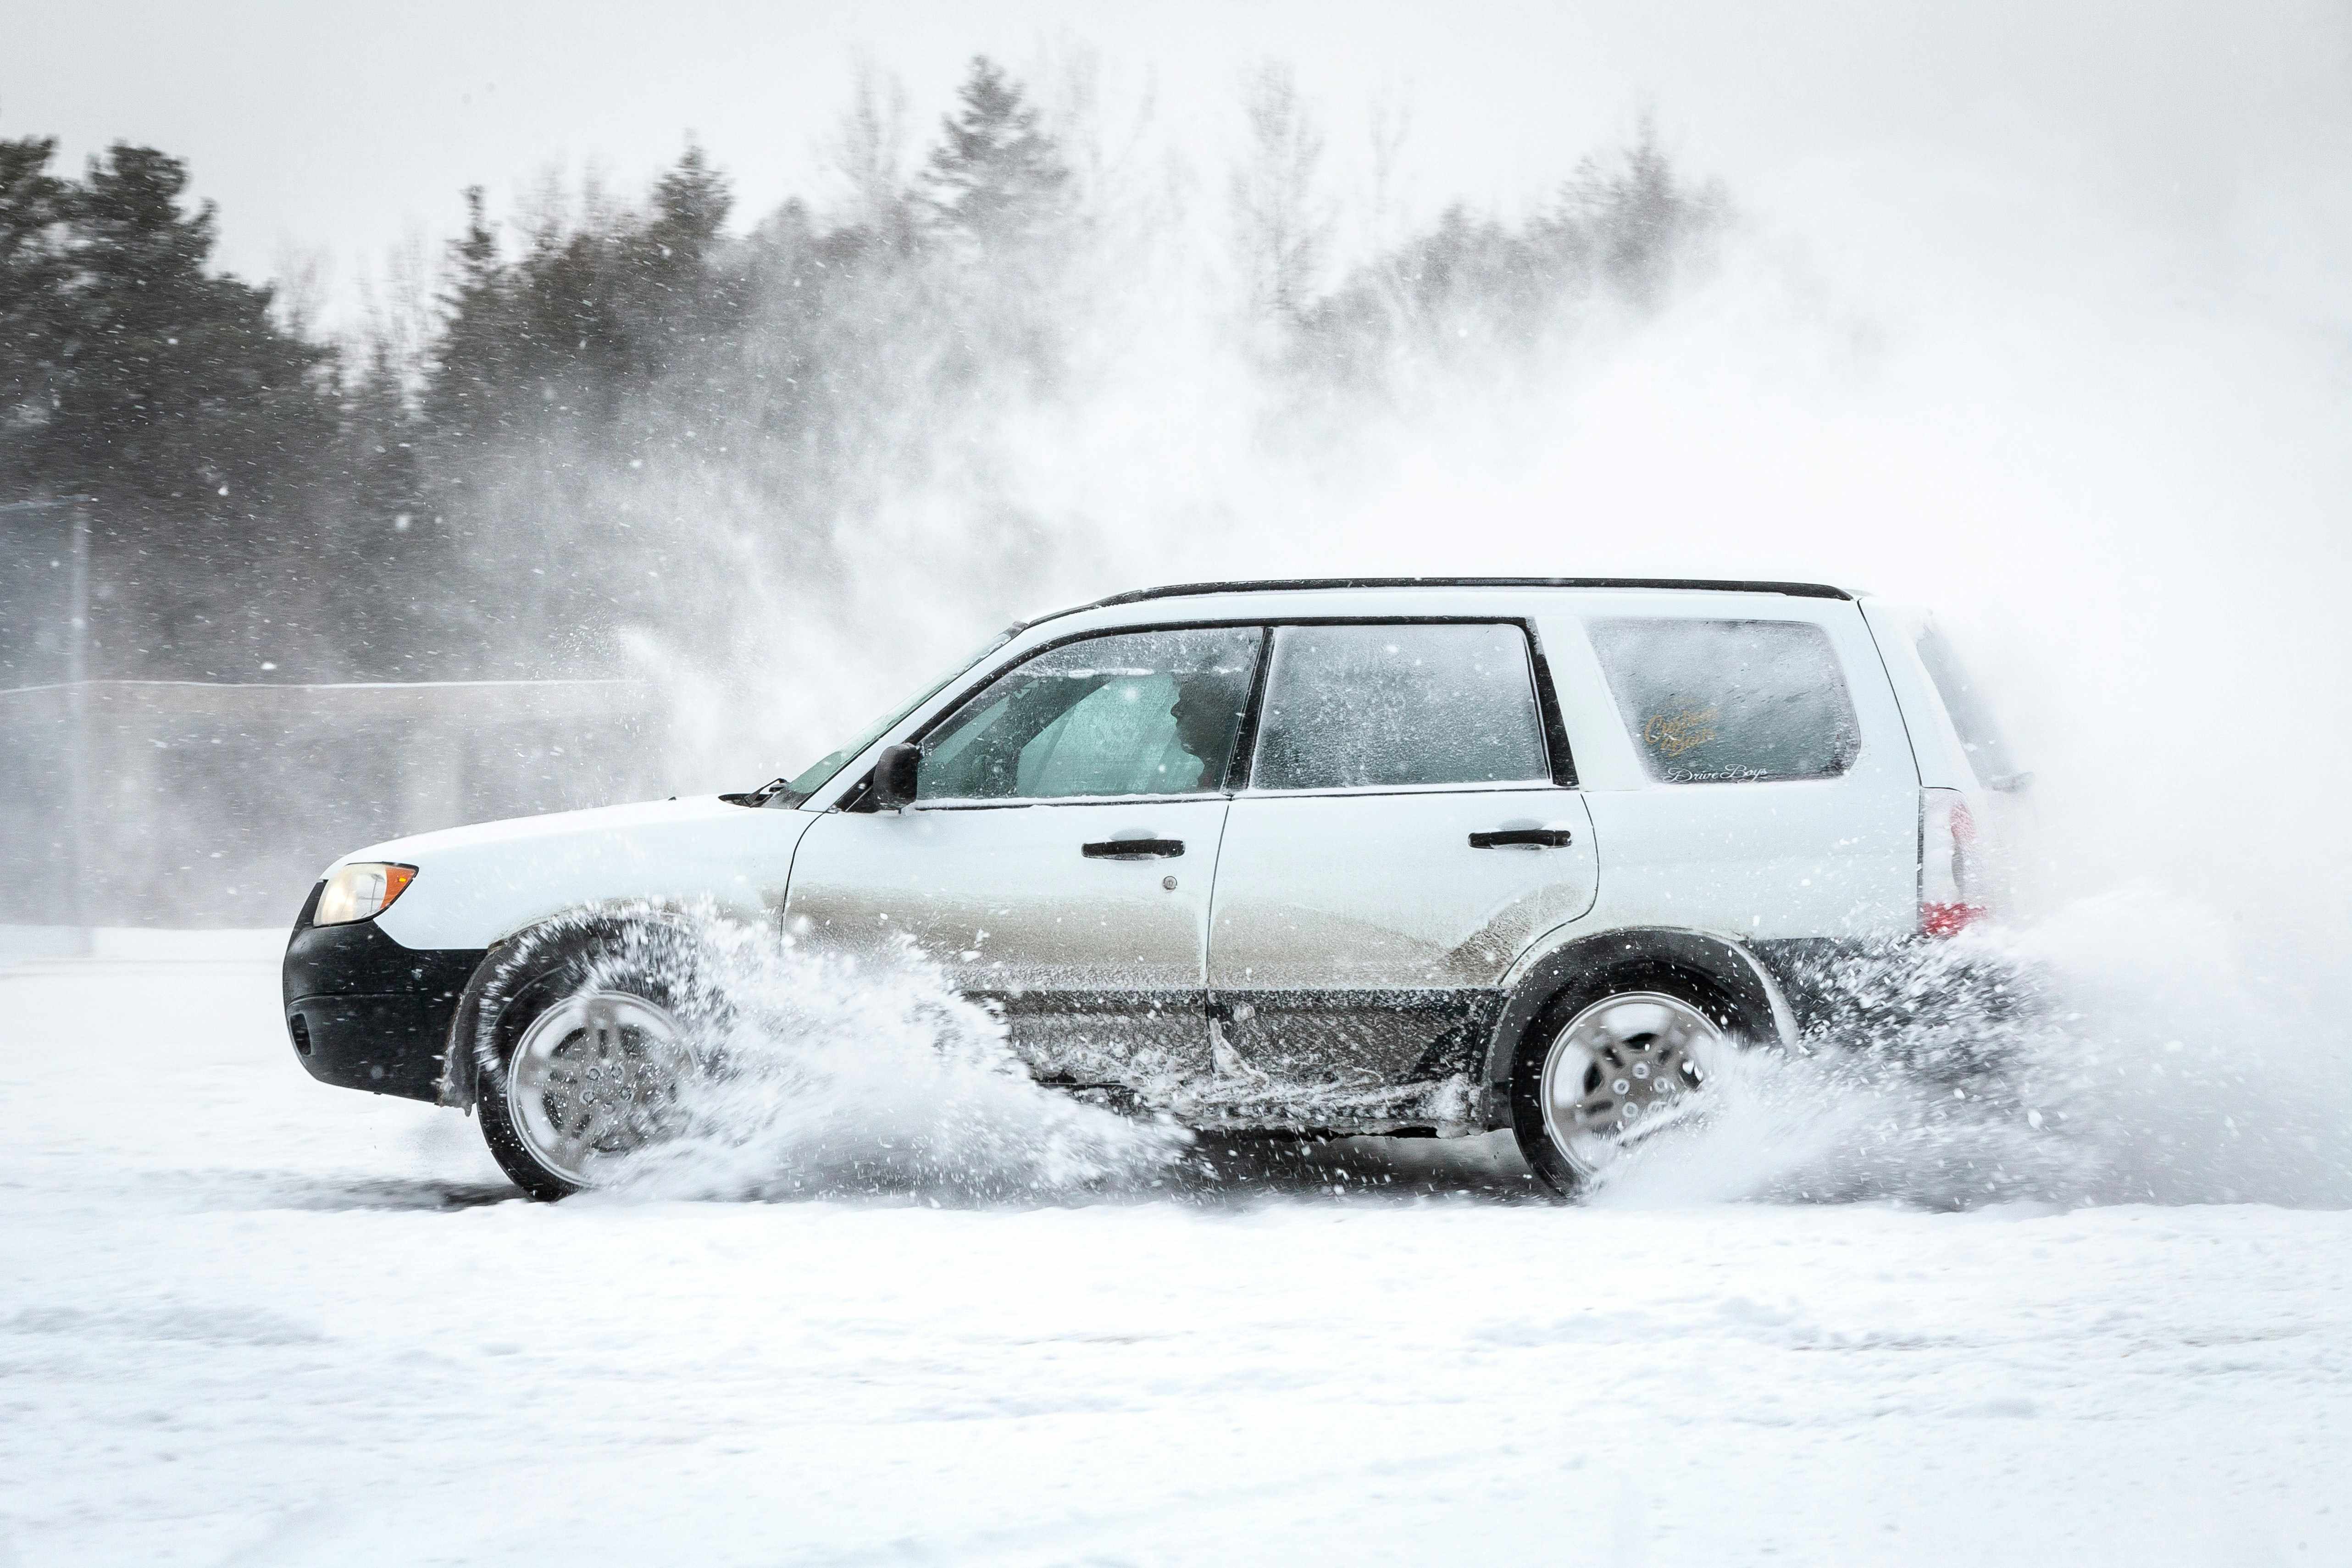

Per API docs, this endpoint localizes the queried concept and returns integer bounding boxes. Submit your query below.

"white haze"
[462,40,2352,1213]
[622,113,2352,936]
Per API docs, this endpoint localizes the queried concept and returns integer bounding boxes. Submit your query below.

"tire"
[471,914,720,1201]
[1508,961,1754,1199]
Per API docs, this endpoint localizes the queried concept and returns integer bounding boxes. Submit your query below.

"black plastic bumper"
[283,886,485,1104]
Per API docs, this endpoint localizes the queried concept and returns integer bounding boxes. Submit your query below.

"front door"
[782,625,1263,1097]
[1206,621,1598,1100]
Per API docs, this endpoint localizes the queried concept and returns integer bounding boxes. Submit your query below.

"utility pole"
[66,499,92,952]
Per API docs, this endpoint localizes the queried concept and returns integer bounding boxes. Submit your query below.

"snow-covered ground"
[3,933,2347,1566]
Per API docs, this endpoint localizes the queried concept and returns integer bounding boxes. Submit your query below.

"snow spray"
[558,904,1188,1202]
[459,58,2350,1211]
[1589,894,2352,1208]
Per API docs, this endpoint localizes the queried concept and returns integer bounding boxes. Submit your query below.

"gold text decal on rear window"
[1645,707,1719,758]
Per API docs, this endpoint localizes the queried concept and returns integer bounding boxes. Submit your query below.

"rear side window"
[1589,618,1859,783]
[1914,626,2021,787]
[1252,622,1552,791]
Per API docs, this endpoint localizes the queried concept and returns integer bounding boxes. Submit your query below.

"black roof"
[1055,576,1850,619]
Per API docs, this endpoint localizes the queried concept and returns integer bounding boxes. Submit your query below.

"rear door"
[1205,621,1597,1097]
[783,625,1262,1096]
[1556,601,1920,938]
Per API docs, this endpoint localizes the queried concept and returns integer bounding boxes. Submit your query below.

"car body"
[283,577,2024,1195]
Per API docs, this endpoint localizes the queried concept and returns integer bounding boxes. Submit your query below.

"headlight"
[314,862,418,926]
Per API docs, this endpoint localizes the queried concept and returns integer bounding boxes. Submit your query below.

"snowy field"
[4,932,2348,1567]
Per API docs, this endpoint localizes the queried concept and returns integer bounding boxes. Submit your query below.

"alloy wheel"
[506,989,690,1186]
[1537,990,1722,1179]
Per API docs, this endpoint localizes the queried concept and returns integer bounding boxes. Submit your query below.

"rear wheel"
[1510,966,1746,1197]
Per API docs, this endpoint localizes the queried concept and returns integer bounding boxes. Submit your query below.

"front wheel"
[1509,967,1744,1198]
[471,917,715,1200]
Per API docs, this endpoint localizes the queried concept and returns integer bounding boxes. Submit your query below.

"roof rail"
[1038,576,1851,623]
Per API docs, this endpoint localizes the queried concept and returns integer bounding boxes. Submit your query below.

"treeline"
[0,58,1725,684]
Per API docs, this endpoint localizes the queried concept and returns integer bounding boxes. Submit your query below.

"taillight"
[1920,787,1987,937]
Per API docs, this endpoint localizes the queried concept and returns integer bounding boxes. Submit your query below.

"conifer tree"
[422,187,513,444]
[0,138,70,465]
[631,142,738,373]
[1555,117,1725,307]
[20,144,327,517]
[918,57,1070,254]
[1230,63,1332,324]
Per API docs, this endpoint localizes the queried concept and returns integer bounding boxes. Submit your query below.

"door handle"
[1082,838,1185,859]
[1469,828,1573,849]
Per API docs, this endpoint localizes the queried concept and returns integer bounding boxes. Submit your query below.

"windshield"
[762,626,1020,808]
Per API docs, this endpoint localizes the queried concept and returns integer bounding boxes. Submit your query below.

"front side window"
[917,627,1262,802]
[1589,617,1859,783]
[1251,622,1552,792]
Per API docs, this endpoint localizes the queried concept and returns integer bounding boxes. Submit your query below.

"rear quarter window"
[1914,626,2022,787]
[1589,618,1860,783]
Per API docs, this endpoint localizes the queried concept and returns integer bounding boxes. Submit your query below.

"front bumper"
[283,885,484,1104]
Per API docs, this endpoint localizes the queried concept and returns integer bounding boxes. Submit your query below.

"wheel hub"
[507,990,689,1186]
[1537,991,1722,1177]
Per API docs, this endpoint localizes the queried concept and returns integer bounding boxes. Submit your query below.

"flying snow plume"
[1586,894,2352,1210]
[1502,155,2352,1211]
[435,44,2350,1212]
[564,908,1187,1202]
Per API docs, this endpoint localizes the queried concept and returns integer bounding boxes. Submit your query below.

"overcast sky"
[5,0,2347,323]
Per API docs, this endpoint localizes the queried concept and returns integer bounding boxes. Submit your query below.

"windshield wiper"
[719,776,792,808]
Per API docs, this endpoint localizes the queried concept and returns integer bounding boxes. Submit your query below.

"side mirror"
[868,743,920,810]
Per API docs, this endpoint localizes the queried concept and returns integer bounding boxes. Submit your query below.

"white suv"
[282,578,2024,1198]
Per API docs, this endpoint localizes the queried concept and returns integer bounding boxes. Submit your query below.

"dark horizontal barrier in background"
[1,680,672,927]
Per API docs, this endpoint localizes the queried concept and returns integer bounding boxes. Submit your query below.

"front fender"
[434,897,727,1109]
[1478,925,1799,1122]
[329,797,820,951]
